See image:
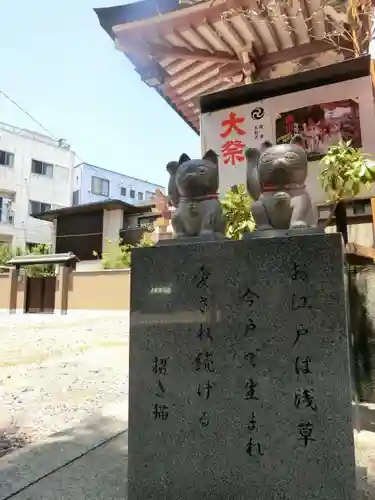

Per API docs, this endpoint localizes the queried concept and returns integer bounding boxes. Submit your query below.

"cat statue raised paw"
[167,150,226,239]
[245,135,317,231]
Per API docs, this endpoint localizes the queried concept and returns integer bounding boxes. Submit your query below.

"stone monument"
[128,233,356,499]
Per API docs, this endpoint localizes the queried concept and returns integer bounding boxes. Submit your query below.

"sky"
[0,0,201,188]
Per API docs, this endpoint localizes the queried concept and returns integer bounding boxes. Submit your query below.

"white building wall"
[0,123,75,249]
[73,163,164,206]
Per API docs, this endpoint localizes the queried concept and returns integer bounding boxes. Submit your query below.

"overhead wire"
[0,87,86,163]
[0,87,87,241]
[0,88,57,139]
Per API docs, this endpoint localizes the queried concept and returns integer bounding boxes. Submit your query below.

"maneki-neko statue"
[245,135,317,231]
[166,150,226,239]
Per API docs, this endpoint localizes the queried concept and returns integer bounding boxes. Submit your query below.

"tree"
[94,232,155,269]
[0,243,54,277]
[221,184,255,240]
[319,140,375,243]
[25,244,55,278]
[320,141,375,404]
[0,244,18,272]
[94,238,132,269]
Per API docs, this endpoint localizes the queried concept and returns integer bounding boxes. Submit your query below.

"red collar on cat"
[261,183,306,192]
[180,194,219,201]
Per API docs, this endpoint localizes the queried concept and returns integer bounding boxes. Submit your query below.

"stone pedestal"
[129,233,356,500]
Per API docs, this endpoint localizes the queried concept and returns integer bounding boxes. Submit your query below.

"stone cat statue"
[245,135,316,230]
[167,150,226,238]
[166,160,180,208]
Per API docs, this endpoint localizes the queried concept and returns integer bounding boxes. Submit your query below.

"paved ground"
[0,419,373,500]
[10,432,128,500]
[0,311,128,455]
[0,401,128,500]
[1,312,375,498]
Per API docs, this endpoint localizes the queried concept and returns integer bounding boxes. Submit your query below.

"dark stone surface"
[350,265,375,404]
[129,233,356,500]
[156,233,227,246]
[243,227,324,240]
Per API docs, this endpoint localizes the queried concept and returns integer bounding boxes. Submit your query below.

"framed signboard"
[275,100,362,160]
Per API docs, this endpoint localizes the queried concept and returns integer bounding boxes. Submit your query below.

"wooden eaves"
[95,0,372,133]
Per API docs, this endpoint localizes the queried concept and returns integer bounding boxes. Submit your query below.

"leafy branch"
[0,243,54,277]
[319,140,375,202]
[93,233,155,269]
[221,184,255,239]
[319,140,375,242]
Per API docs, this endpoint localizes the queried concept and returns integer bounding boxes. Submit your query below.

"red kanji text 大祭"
[220,112,246,138]
[221,140,245,166]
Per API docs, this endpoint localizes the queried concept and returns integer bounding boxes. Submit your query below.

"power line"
[0,89,58,139]
[0,87,86,163]
[0,87,87,245]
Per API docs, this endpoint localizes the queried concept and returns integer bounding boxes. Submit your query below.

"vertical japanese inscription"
[241,285,264,457]
[290,261,317,447]
[194,265,215,427]
[242,286,259,336]
[151,356,170,421]
[195,265,212,340]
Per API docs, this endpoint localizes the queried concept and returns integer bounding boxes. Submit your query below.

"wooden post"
[8,266,18,314]
[370,197,375,238]
[56,264,70,315]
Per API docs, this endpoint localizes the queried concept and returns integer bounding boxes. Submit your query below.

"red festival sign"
[219,111,246,166]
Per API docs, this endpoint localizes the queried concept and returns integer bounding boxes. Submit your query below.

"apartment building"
[73,163,164,206]
[0,123,75,250]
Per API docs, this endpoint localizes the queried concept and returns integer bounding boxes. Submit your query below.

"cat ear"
[178,153,190,165]
[260,141,272,153]
[166,161,179,175]
[290,134,305,148]
[203,149,218,166]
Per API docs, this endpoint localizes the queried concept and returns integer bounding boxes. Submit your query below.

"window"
[91,176,109,196]
[146,191,154,200]
[31,159,54,177]
[138,192,144,201]
[130,189,135,199]
[0,197,13,224]
[29,200,51,215]
[120,187,127,196]
[72,190,80,206]
[0,150,14,167]
[352,200,369,215]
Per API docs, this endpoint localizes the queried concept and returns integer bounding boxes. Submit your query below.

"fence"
[0,268,131,312]
[67,269,131,310]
